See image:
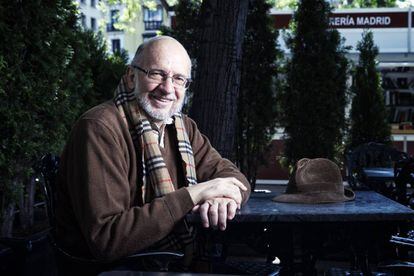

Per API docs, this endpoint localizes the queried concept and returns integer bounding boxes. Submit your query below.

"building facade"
[257,8,414,181]
[76,0,173,61]
[76,0,103,32]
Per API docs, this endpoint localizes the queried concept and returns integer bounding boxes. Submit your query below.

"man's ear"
[126,66,135,90]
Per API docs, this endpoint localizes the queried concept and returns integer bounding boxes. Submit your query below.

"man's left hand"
[192,198,238,231]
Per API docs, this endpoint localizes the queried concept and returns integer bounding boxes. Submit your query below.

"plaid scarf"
[113,75,197,251]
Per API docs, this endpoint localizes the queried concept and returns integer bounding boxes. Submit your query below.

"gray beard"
[135,87,184,123]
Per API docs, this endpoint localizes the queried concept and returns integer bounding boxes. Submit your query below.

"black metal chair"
[346,142,408,198]
[377,230,414,274]
[394,157,414,207]
[38,154,183,275]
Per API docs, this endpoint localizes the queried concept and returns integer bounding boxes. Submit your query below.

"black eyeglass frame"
[132,64,192,89]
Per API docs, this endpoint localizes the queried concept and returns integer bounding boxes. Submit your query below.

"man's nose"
[159,76,175,94]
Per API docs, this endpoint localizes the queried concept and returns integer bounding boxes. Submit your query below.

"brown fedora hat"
[272,158,355,204]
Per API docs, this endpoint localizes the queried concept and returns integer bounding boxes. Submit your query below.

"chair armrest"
[124,250,184,271]
[54,243,183,264]
[54,244,183,272]
[126,250,184,259]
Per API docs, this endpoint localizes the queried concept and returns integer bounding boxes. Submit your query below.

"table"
[188,190,414,275]
[232,190,414,222]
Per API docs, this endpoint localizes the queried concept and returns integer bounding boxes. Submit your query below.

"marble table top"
[188,190,414,223]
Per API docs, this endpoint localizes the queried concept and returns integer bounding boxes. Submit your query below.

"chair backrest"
[348,142,407,168]
[39,154,60,231]
[346,142,408,188]
[394,157,414,206]
[37,154,183,272]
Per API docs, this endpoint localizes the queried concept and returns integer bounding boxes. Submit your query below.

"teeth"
[156,96,172,102]
[150,94,175,102]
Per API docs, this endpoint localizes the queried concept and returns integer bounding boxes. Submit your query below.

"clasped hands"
[186,177,247,231]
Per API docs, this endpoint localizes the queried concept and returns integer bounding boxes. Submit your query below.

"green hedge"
[0,0,127,234]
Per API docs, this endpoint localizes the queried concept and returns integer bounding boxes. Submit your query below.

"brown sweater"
[56,101,250,262]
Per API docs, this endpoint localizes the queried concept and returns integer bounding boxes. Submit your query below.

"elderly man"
[56,36,250,271]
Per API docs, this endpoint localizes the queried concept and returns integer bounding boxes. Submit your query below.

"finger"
[199,202,210,228]
[226,188,242,205]
[192,205,200,213]
[227,200,237,220]
[215,185,241,205]
[230,177,248,191]
[208,201,219,228]
[218,202,227,231]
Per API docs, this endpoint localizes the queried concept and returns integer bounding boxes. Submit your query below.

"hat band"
[294,181,343,193]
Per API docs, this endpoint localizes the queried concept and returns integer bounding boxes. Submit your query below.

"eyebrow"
[149,68,189,78]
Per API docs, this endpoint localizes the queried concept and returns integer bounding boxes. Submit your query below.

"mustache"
[150,93,177,101]
[132,79,177,101]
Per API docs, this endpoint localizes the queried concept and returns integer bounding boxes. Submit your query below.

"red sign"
[273,11,408,29]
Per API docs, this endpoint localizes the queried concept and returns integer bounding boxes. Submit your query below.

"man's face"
[133,41,191,122]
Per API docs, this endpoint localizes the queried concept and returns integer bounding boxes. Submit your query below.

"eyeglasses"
[132,65,192,89]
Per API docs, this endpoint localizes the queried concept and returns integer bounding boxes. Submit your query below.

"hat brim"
[272,188,355,204]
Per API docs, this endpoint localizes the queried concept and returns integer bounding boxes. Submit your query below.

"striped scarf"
[113,75,197,250]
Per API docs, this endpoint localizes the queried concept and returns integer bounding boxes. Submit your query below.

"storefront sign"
[273,11,408,29]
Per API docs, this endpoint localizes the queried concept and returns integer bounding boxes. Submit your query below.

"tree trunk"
[18,176,36,231]
[1,203,15,237]
[189,0,249,160]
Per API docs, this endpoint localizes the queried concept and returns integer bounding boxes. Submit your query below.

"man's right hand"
[192,197,238,231]
[186,177,247,206]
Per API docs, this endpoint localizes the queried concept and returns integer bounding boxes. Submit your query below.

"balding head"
[132,36,191,75]
[127,36,190,123]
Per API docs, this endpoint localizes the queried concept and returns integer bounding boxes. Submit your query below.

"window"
[91,0,96,7]
[80,13,86,28]
[80,0,86,4]
[112,39,121,53]
[143,6,163,30]
[107,9,120,31]
[143,33,157,42]
[90,17,96,31]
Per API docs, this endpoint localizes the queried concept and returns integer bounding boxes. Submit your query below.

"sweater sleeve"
[63,118,195,261]
[184,116,251,203]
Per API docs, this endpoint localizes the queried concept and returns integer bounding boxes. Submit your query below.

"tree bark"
[189,0,249,160]
[1,203,15,237]
[18,176,35,231]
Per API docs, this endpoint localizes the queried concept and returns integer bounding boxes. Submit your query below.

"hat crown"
[272,157,355,204]
[296,158,342,193]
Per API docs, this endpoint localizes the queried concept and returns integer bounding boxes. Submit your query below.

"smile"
[150,94,175,102]
[149,94,176,109]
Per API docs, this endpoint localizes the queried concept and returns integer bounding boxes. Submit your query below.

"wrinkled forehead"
[137,38,191,75]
